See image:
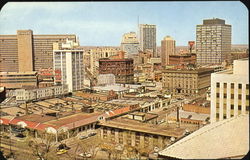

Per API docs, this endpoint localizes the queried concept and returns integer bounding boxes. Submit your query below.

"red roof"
[0,117,55,131]
[62,114,100,130]
[0,118,10,125]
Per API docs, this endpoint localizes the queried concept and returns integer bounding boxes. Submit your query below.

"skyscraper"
[53,40,84,92]
[196,18,231,65]
[161,36,176,66]
[120,32,140,58]
[210,58,249,123]
[0,30,76,72]
[139,24,157,57]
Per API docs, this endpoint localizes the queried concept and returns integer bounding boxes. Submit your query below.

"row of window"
[216,83,249,90]
[216,93,249,100]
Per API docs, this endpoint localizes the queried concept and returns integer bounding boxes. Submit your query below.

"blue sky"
[0,1,248,46]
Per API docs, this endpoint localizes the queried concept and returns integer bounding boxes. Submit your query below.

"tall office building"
[210,58,249,123]
[161,36,176,66]
[53,40,84,92]
[120,32,140,58]
[196,18,231,65]
[0,30,76,72]
[139,24,157,57]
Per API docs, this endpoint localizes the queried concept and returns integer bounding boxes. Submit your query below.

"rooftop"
[44,112,101,129]
[159,114,249,159]
[168,110,210,121]
[162,68,214,73]
[100,117,185,138]
[0,71,37,75]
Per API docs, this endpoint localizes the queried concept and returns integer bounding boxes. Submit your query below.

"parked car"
[79,152,92,158]
[3,135,10,139]
[88,132,96,137]
[15,133,25,138]
[57,144,70,150]
[56,149,68,155]
[79,135,88,140]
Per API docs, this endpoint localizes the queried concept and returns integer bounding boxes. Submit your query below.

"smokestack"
[177,106,180,128]
[25,102,28,115]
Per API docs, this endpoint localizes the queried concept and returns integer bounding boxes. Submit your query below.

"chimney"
[165,113,168,125]
[176,106,180,128]
[25,102,28,115]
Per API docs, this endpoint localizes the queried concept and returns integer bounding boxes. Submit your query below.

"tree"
[26,133,58,160]
[77,135,102,159]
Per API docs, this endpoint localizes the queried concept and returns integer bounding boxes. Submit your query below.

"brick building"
[169,53,196,68]
[99,51,134,84]
[74,90,118,102]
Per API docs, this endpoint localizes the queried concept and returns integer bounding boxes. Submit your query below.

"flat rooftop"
[44,111,101,128]
[16,114,56,123]
[159,114,249,159]
[100,117,185,138]
[168,110,210,121]
[162,68,214,74]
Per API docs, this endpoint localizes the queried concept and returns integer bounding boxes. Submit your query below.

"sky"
[0,1,248,46]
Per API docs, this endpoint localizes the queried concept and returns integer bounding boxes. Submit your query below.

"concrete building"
[210,58,249,123]
[161,36,176,66]
[139,24,157,57]
[84,47,119,78]
[0,30,76,72]
[99,52,134,84]
[0,72,38,89]
[167,109,210,125]
[53,40,84,92]
[15,85,68,102]
[162,68,214,94]
[196,18,231,65]
[97,74,116,86]
[159,114,249,159]
[120,32,140,58]
[74,90,118,102]
[99,116,185,150]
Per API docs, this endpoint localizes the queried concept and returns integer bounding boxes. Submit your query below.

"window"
[216,83,220,88]
[238,84,242,89]
[231,94,234,99]
[224,83,227,88]
[238,94,242,99]
[238,105,242,110]
[231,105,234,109]
[231,83,234,89]
[246,106,249,111]
[246,84,249,90]
[216,93,220,98]
[224,93,227,98]
[216,113,219,118]
[246,95,249,100]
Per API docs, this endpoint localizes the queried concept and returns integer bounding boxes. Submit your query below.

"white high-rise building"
[210,58,249,123]
[139,24,157,57]
[53,40,84,92]
[121,32,140,58]
[196,18,231,65]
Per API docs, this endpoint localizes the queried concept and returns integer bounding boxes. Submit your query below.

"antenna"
[137,15,140,28]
